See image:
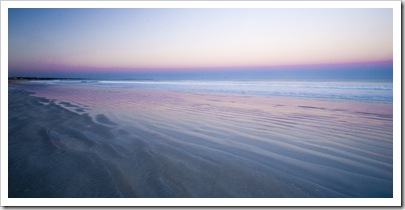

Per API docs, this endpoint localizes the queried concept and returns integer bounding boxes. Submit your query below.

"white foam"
[29,79,393,102]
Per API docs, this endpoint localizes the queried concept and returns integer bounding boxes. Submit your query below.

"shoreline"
[8,84,393,198]
[9,79,394,105]
[8,77,87,81]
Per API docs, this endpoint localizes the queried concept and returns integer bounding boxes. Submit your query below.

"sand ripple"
[8,83,393,198]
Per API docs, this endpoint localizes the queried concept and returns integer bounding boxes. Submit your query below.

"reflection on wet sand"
[9,83,393,197]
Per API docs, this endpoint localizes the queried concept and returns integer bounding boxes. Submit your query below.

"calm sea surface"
[29,79,393,102]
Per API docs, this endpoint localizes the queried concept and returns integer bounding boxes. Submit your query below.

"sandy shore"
[8,83,393,198]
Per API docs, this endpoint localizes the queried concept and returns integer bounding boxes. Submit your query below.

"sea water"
[29,79,393,102]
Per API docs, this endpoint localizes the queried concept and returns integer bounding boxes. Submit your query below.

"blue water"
[30,79,393,103]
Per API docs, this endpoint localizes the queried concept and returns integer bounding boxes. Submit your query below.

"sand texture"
[8,83,393,198]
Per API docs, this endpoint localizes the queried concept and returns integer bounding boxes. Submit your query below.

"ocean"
[28,79,393,102]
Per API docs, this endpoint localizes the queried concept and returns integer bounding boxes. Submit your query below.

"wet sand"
[8,83,393,198]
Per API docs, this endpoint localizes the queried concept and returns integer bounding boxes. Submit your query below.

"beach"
[8,81,393,198]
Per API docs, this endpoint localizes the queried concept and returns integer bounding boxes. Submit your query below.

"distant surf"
[27,79,393,102]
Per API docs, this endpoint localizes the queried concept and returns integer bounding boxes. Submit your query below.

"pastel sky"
[8,8,393,79]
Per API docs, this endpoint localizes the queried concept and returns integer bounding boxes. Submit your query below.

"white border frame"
[1,1,401,207]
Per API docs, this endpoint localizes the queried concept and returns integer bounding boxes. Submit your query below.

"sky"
[8,8,393,80]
